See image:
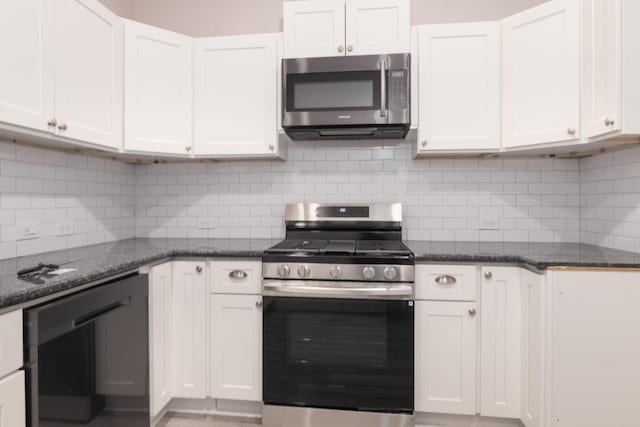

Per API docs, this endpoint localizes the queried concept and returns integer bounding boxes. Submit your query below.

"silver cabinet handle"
[196,265,203,273]
[379,60,387,118]
[469,308,477,316]
[484,271,493,280]
[605,118,615,126]
[229,270,248,279]
[347,45,353,52]
[268,144,275,151]
[435,275,457,285]
[47,118,57,127]
[338,45,344,53]
[58,122,67,131]
[421,140,427,147]
[256,300,263,308]
[186,145,192,152]
[567,128,576,136]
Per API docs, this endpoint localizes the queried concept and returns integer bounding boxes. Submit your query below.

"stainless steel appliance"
[262,203,415,427]
[24,273,150,427]
[282,54,411,140]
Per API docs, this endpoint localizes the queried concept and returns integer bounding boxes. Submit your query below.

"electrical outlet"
[17,224,39,241]
[197,218,214,230]
[479,217,500,230]
[56,220,74,237]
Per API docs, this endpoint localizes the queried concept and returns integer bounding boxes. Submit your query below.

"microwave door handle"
[380,60,387,118]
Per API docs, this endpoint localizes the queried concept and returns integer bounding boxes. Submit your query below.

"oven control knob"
[362,266,376,280]
[298,265,311,278]
[329,265,342,278]
[277,264,291,277]
[383,266,398,281]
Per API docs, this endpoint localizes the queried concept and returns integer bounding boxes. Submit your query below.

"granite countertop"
[406,241,640,270]
[0,238,275,311]
[1,238,640,311]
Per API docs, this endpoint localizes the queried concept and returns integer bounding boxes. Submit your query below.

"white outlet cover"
[197,218,214,230]
[56,220,74,237]
[479,217,500,230]
[17,223,40,241]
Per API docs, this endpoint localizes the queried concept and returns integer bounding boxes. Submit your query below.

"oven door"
[282,54,410,128]
[263,294,414,414]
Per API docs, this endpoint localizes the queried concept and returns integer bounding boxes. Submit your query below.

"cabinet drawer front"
[0,370,26,427]
[0,310,23,379]
[416,265,477,301]
[210,260,262,294]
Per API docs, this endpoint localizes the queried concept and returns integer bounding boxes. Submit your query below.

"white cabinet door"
[194,34,278,157]
[0,310,23,380]
[417,23,500,152]
[0,371,26,427]
[53,0,122,150]
[210,294,262,402]
[124,20,193,155]
[172,261,207,399]
[521,269,544,427]
[283,0,346,58]
[502,0,580,148]
[415,301,477,415]
[149,262,173,417]
[582,0,621,138]
[0,0,53,132]
[480,267,521,418]
[549,271,640,427]
[345,0,410,56]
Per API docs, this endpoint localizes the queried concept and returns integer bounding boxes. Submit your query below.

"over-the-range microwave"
[282,53,411,141]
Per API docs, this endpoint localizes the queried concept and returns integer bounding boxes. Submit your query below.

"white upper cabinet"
[583,0,640,140]
[53,0,123,149]
[415,300,477,415]
[502,0,580,149]
[345,0,410,56]
[283,0,409,58]
[480,267,521,419]
[0,0,53,133]
[194,34,279,158]
[417,22,500,153]
[124,20,193,156]
[283,0,345,58]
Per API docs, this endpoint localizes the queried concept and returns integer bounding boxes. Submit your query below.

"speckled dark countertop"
[0,238,275,311]
[407,241,640,270]
[1,238,640,311]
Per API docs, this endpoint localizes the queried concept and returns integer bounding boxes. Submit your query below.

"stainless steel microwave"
[282,53,411,141]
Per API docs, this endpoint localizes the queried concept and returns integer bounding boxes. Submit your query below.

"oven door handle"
[263,280,413,299]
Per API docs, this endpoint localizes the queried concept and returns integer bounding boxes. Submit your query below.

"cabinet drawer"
[210,260,262,294]
[0,370,26,427]
[416,265,477,301]
[0,310,23,379]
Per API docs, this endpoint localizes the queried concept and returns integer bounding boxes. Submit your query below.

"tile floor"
[158,413,261,427]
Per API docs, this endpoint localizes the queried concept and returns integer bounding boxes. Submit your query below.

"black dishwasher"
[24,273,150,427]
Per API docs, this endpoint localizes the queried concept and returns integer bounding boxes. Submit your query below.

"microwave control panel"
[388,70,408,110]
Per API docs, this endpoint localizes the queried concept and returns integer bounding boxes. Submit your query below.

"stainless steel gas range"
[261,203,415,427]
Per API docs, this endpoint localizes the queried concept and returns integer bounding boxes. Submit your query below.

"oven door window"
[263,297,414,413]
[286,71,381,112]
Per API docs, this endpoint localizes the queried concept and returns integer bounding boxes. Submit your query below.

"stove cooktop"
[265,239,413,257]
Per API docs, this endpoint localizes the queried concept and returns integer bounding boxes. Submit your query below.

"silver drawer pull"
[435,275,457,285]
[229,270,248,279]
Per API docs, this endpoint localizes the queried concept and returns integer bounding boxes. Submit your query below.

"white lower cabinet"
[149,262,173,417]
[415,300,477,415]
[480,267,521,418]
[172,261,207,399]
[0,371,26,427]
[548,270,640,427]
[520,269,544,427]
[210,294,262,402]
